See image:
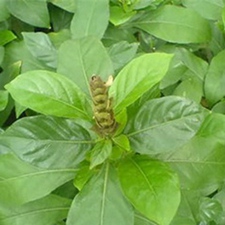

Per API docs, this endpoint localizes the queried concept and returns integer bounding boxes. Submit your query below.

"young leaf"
[204,50,225,107]
[22,32,57,68]
[126,96,207,154]
[70,0,109,39]
[5,70,90,120]
[0,194,71,225]
[109,53,173,114]
[133,5,211,43]
[0,153,77,206]
[6,0,50,28]
[0,115,93,169]
[90,139,112,169]
[57,37,114,96]
[67,163,134,225]
[118,155,180,225]
[0,30,16,46]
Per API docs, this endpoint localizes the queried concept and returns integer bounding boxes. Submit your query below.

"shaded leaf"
[0,194,72,225]
[6,0,50,28]
[0,115,92,169]
[0,153,77,206]
[204,50,225,107]
[22,32,57,68]
[57,37,114,96]
[118,155,180,225]
[70,0,109,39]
[126,96,207,154]
[5,70,90,120]
[109,53,173,114]
[67,163,134,225]
[133,5,211,43]
[182,0,224,20]
[0,90,8,111]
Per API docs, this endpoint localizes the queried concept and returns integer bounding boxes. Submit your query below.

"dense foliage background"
[0,0,225,225]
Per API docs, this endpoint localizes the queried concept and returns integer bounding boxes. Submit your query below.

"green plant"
[1,1,225,225]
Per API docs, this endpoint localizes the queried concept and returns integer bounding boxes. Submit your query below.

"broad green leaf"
[107,41,139,70]
[49,0,76,13]
[134,212,157,225]
[90,139,112,169]
[0,153,77,206]
[118,155,180,225]
[126,96,207,154]
[182,0,224,20]
[0,194,71,225]
[67,163,134,225]
[162,113,225,194]
[133,5,211,43]
[109,53,173,114]
[205,50,225,107]
[7,0,49,28]
[112,134,130,151]
[22,32,57,69]
[0,90,8,111]
[0,115,92,169]
[0,0,9,21]
[5,70,90,119]
[48,30,71,49]
[6,0,50,28]
[0,30,16,46]
[212,101,225,114]
[2,41,50,73]
[70,0,109,39]
[57,37,114,96]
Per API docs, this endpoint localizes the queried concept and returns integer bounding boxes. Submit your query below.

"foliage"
[0,0,225,225]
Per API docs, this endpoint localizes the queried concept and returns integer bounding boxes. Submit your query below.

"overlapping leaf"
[0,153,76,206]
[118,155,180,225]
[126,96,207,154]
[67,163,134,225]
[5,70,90,120]
[0,115,92,169]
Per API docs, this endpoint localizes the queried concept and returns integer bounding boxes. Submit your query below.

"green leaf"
[22,32,57,69]
[109,53,173,114]
[90,139,112,169]
[205,50,225,107]
[0,90,8,111]
[126,96,207,154]
[0,194,71,225]
[67,163,134,225]
[0,0,10,21]
[118,155,180,225]
[107,41,139,70]
[113,134,130,152]
[70,0,109,39]
[0,115,92,169]
[57,37,114,96]
[49,0,76,13]
[5,70,90,119]
[162,113,225,194]
[0,153,77,206]
[133,5,211,43]
[0,30,16,46]
[0,46,4,65]
[6,0,50,28]
[182,0,224,20]
[134,212,157,225]
[110,6,136,26]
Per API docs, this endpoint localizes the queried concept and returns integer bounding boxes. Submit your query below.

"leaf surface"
[5,70,90,119]
[118,155,180,225]
[0,115,92,169]
[109,53,173,113]
[67,163,134,225]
